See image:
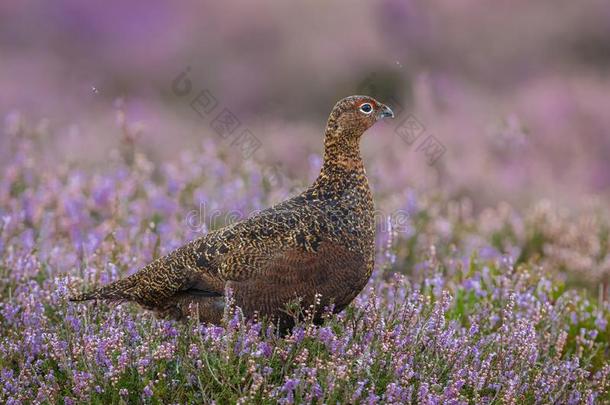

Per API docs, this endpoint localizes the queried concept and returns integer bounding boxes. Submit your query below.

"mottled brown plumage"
[70,95,394,329]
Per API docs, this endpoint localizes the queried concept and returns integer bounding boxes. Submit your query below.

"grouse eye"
[359,103,373,114]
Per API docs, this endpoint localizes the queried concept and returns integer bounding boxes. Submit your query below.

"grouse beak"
[378,104,394,120]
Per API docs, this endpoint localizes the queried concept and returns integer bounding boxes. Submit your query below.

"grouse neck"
[318,128,366,178]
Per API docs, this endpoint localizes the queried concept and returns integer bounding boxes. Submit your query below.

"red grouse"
[70,95,394,329]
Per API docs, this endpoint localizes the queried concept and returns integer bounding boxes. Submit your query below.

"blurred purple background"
[1,0,610,209]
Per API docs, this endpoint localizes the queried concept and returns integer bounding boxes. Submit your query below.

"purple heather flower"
[595,313,607,331]
[143,383,154,399]
[254,341,273,358]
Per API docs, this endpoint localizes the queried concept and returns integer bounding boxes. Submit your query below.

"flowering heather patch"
[1,128,609,404]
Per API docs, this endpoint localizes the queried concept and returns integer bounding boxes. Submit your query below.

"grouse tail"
[69,275,138,302]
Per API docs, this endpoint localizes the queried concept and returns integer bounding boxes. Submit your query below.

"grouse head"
[322,95,394,166]
[326,95,393,141]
